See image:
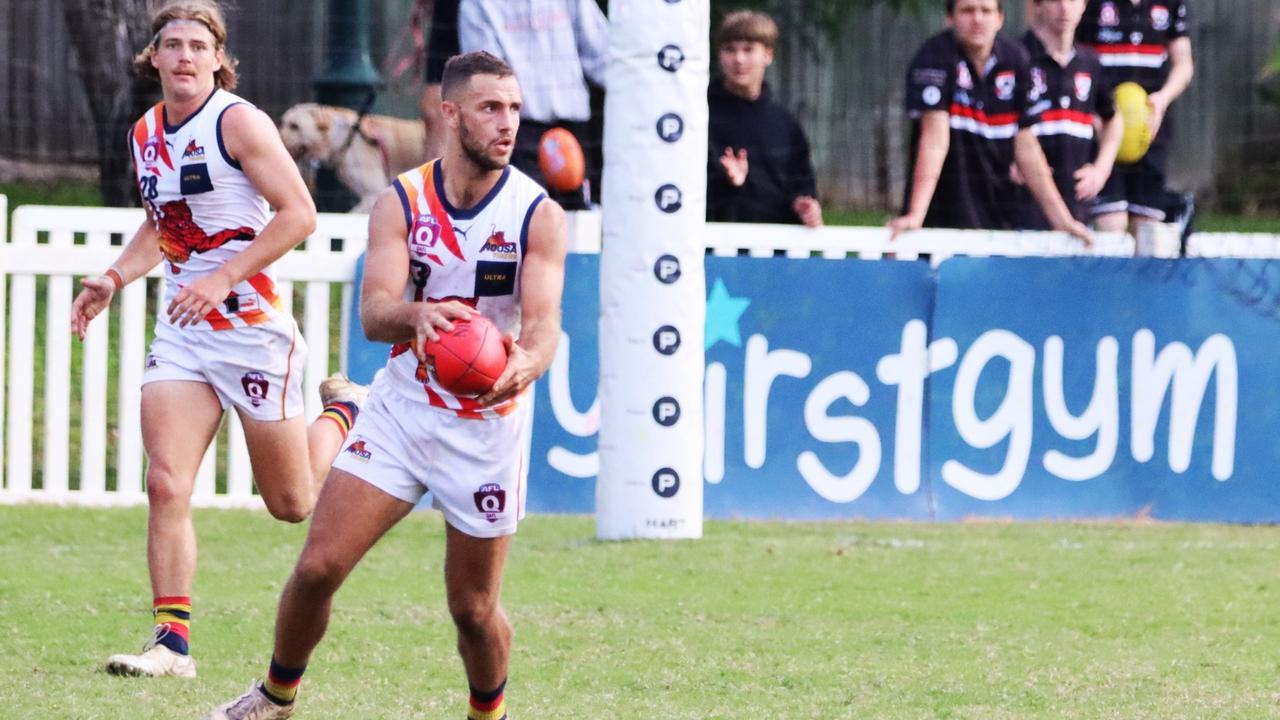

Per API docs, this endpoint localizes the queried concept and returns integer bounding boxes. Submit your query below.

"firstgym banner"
[520,255,1280,522]
[348,254,1280,522]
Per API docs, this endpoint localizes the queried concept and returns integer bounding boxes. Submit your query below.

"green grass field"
[2,506,1278,719]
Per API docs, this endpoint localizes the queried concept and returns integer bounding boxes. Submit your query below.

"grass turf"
[0,505,1278,719]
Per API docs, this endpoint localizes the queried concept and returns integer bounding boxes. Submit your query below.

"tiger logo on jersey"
[155,199,257,264]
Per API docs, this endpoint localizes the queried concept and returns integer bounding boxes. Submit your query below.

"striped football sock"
[467,679,507,720]
[319,401,359,438]
[152,596,191,655]
[261,657,306,705]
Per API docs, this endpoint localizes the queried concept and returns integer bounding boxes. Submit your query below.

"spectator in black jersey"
[1077,0,1193,234]
[889,0,1090,243]
[707,10,823,227]
[1019,0,1123,228]
[419,0,460,161]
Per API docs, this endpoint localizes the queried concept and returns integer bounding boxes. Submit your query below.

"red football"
[423,313,508,396]
[537,127,586,192]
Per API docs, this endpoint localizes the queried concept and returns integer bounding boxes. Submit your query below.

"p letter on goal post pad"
[596,0,708,539]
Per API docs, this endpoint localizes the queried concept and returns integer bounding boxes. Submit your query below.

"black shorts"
[1091,133,1169,221]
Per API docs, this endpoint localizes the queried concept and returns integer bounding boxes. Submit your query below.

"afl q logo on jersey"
[656,113,684,143]
[652,397,681,427]
[657,44,685,72]
[653,325,681,355]
[409,213,440,254]
[142,137,162,167]
[651,468,680,498]
[655,184,683,213]
[653,254,681,284]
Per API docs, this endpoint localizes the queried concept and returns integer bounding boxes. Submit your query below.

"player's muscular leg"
[272,470,413,667]
[141,381,224,598]
[444,525,513,690]
[237,412,347,521]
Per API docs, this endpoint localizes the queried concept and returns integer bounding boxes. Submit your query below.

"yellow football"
[1114,81,1152,164]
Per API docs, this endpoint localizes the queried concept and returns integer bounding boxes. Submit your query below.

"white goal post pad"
[596,0,709,539]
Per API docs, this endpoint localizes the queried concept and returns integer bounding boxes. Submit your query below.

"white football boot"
[319,372,369,407]
[105,631,196,678]
[203,683,295,720]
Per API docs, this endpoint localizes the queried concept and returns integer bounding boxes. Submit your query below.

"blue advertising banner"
[927,258,1280,522]
[348,254,1280,522]
[528,255,937,520]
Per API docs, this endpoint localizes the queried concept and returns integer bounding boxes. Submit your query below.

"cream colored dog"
[279,103,432,213]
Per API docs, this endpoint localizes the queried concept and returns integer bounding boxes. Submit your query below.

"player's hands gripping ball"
[422,312,509,396]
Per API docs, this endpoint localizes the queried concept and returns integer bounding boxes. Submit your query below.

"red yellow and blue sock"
[319,401,359,438]
[260,657,306,705]
[467,679,507,720]
[152,596,191,655]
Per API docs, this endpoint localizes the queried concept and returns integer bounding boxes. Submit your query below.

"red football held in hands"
[423,313,508,396]
[537,127,586,192]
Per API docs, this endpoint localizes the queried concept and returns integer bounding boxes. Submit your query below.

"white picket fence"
[0,194,1272,508]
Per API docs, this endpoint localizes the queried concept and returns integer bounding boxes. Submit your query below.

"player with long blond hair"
[71,0,367,678]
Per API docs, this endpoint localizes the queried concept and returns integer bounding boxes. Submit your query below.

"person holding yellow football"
[1077,0,1194,236]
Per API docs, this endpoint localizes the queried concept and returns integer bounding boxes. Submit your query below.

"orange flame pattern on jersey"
[156,199,256,264]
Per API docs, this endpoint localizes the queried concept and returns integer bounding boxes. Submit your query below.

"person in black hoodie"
[707,10,823,227]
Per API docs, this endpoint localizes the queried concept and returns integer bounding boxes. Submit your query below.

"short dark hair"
[715,10,779,51]
[945,0,1004,13]
[441,51,515,100]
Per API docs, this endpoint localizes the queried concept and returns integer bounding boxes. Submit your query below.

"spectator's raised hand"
[719,147,749,187]
[792,196,823,228]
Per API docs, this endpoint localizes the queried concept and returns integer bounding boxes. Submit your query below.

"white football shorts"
[141,315,308,422]
[331,379,528,538]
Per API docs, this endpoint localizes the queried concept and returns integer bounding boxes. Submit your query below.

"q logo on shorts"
[241,371,269,407]
[473,483,507,523]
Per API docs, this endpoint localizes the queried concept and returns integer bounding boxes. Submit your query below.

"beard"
[459,119,510,172]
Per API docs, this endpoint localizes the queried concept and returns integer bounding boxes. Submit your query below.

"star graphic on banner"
[705,278,750,350]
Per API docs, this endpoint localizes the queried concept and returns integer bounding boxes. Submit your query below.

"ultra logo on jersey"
[473,483,507,522]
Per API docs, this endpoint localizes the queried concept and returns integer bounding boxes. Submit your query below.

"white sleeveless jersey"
[381,160,546,419]
[130,89,281,331]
